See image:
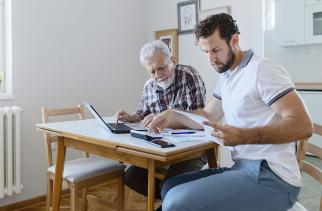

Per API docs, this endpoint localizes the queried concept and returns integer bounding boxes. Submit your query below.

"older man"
[149,14,313,211]
[114,40,207,199]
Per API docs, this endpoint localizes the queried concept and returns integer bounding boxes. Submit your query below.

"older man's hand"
[114,110,131,123]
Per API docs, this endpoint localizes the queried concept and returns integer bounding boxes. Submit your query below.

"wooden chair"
[288,123,322,211]
[42,105,126,211]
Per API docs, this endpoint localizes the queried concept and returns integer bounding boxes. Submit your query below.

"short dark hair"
[194,13,240,44]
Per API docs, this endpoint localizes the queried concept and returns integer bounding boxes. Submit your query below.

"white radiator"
[0,106,23,199]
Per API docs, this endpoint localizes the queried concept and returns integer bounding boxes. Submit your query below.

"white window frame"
[0,0,13,100]
[264,0,275,31]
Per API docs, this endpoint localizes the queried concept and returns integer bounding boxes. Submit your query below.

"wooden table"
[37,118,218,211]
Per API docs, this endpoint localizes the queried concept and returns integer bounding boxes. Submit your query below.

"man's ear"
[230,33,239,49]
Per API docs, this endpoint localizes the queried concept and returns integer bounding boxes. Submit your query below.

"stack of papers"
[162,129,207,143]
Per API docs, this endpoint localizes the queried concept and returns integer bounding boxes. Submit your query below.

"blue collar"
[222,49,254,78]
[238,49,254,70]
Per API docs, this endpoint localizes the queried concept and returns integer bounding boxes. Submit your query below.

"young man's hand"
[203,121,254,146]
[148,110,174,133]
[142,113,157,128]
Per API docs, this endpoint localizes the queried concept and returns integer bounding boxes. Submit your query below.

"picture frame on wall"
[177,0,199,35]
[199,5,231,21]
[155,28,178,63]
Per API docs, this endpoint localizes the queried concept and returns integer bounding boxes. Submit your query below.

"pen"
[170,131,196,135]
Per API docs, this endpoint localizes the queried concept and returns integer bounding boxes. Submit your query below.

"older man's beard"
[156,72,175,89]
[155,68,175,89]
[212,47,236,73]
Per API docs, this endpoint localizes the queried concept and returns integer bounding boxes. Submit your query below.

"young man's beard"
[214,46,236,73]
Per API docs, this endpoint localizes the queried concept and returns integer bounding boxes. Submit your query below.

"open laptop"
[83,101,147,133]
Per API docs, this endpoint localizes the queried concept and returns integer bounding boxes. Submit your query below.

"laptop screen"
[83,101,134,134]
[83,101,112,132]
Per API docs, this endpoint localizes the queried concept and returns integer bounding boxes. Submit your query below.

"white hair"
[139,40,171,66]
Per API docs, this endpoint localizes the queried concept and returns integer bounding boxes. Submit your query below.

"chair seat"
[287,202,308,211]
[48,157,126,183]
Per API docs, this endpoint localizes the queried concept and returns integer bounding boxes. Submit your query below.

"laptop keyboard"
[108,123,132,130]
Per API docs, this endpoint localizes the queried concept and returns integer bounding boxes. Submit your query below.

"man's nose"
[155,70,163,80]
[209,52,218,63]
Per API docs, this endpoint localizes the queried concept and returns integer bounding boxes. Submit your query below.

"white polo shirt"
[214,49,301,187]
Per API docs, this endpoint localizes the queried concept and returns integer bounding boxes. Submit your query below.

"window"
[264,0,275,31]
[0,0,12,99]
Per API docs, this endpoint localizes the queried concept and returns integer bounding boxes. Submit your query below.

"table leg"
[52,137,66,211]
[207,146,218,168]
[147,159,155,211]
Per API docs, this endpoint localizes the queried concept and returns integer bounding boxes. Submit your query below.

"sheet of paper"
[165,137,194,142]
[165,136,218,142]
[173,110,233,151]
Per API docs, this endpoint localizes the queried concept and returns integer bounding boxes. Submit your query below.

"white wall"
[146,0,263,167]
[0,0,148,205]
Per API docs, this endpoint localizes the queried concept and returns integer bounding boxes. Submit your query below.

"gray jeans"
[124,156,207,199]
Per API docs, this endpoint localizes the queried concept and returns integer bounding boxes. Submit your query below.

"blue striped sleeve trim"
[267,87,294,106]
[213,93,222,100]
[244,52,254,67]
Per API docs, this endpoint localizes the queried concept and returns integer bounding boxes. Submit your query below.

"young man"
[114,40,207,199]
[149,14,313,211]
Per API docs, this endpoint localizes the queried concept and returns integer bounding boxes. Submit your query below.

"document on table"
[171,110,233,151]
[162,129,208,143]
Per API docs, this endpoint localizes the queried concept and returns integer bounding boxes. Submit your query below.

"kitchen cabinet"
[275,0,305,46]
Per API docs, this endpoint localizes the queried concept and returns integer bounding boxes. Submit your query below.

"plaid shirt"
[134,64,206,118]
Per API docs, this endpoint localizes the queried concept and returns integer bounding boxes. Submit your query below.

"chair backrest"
[296,123,322,211]
[41,105,86,167]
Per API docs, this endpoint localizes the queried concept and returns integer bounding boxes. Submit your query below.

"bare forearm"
[192,108,223,123]
[242,91,313,145]
[163,109,203,129]
[244,116,313,144]
[166,108,222,129]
